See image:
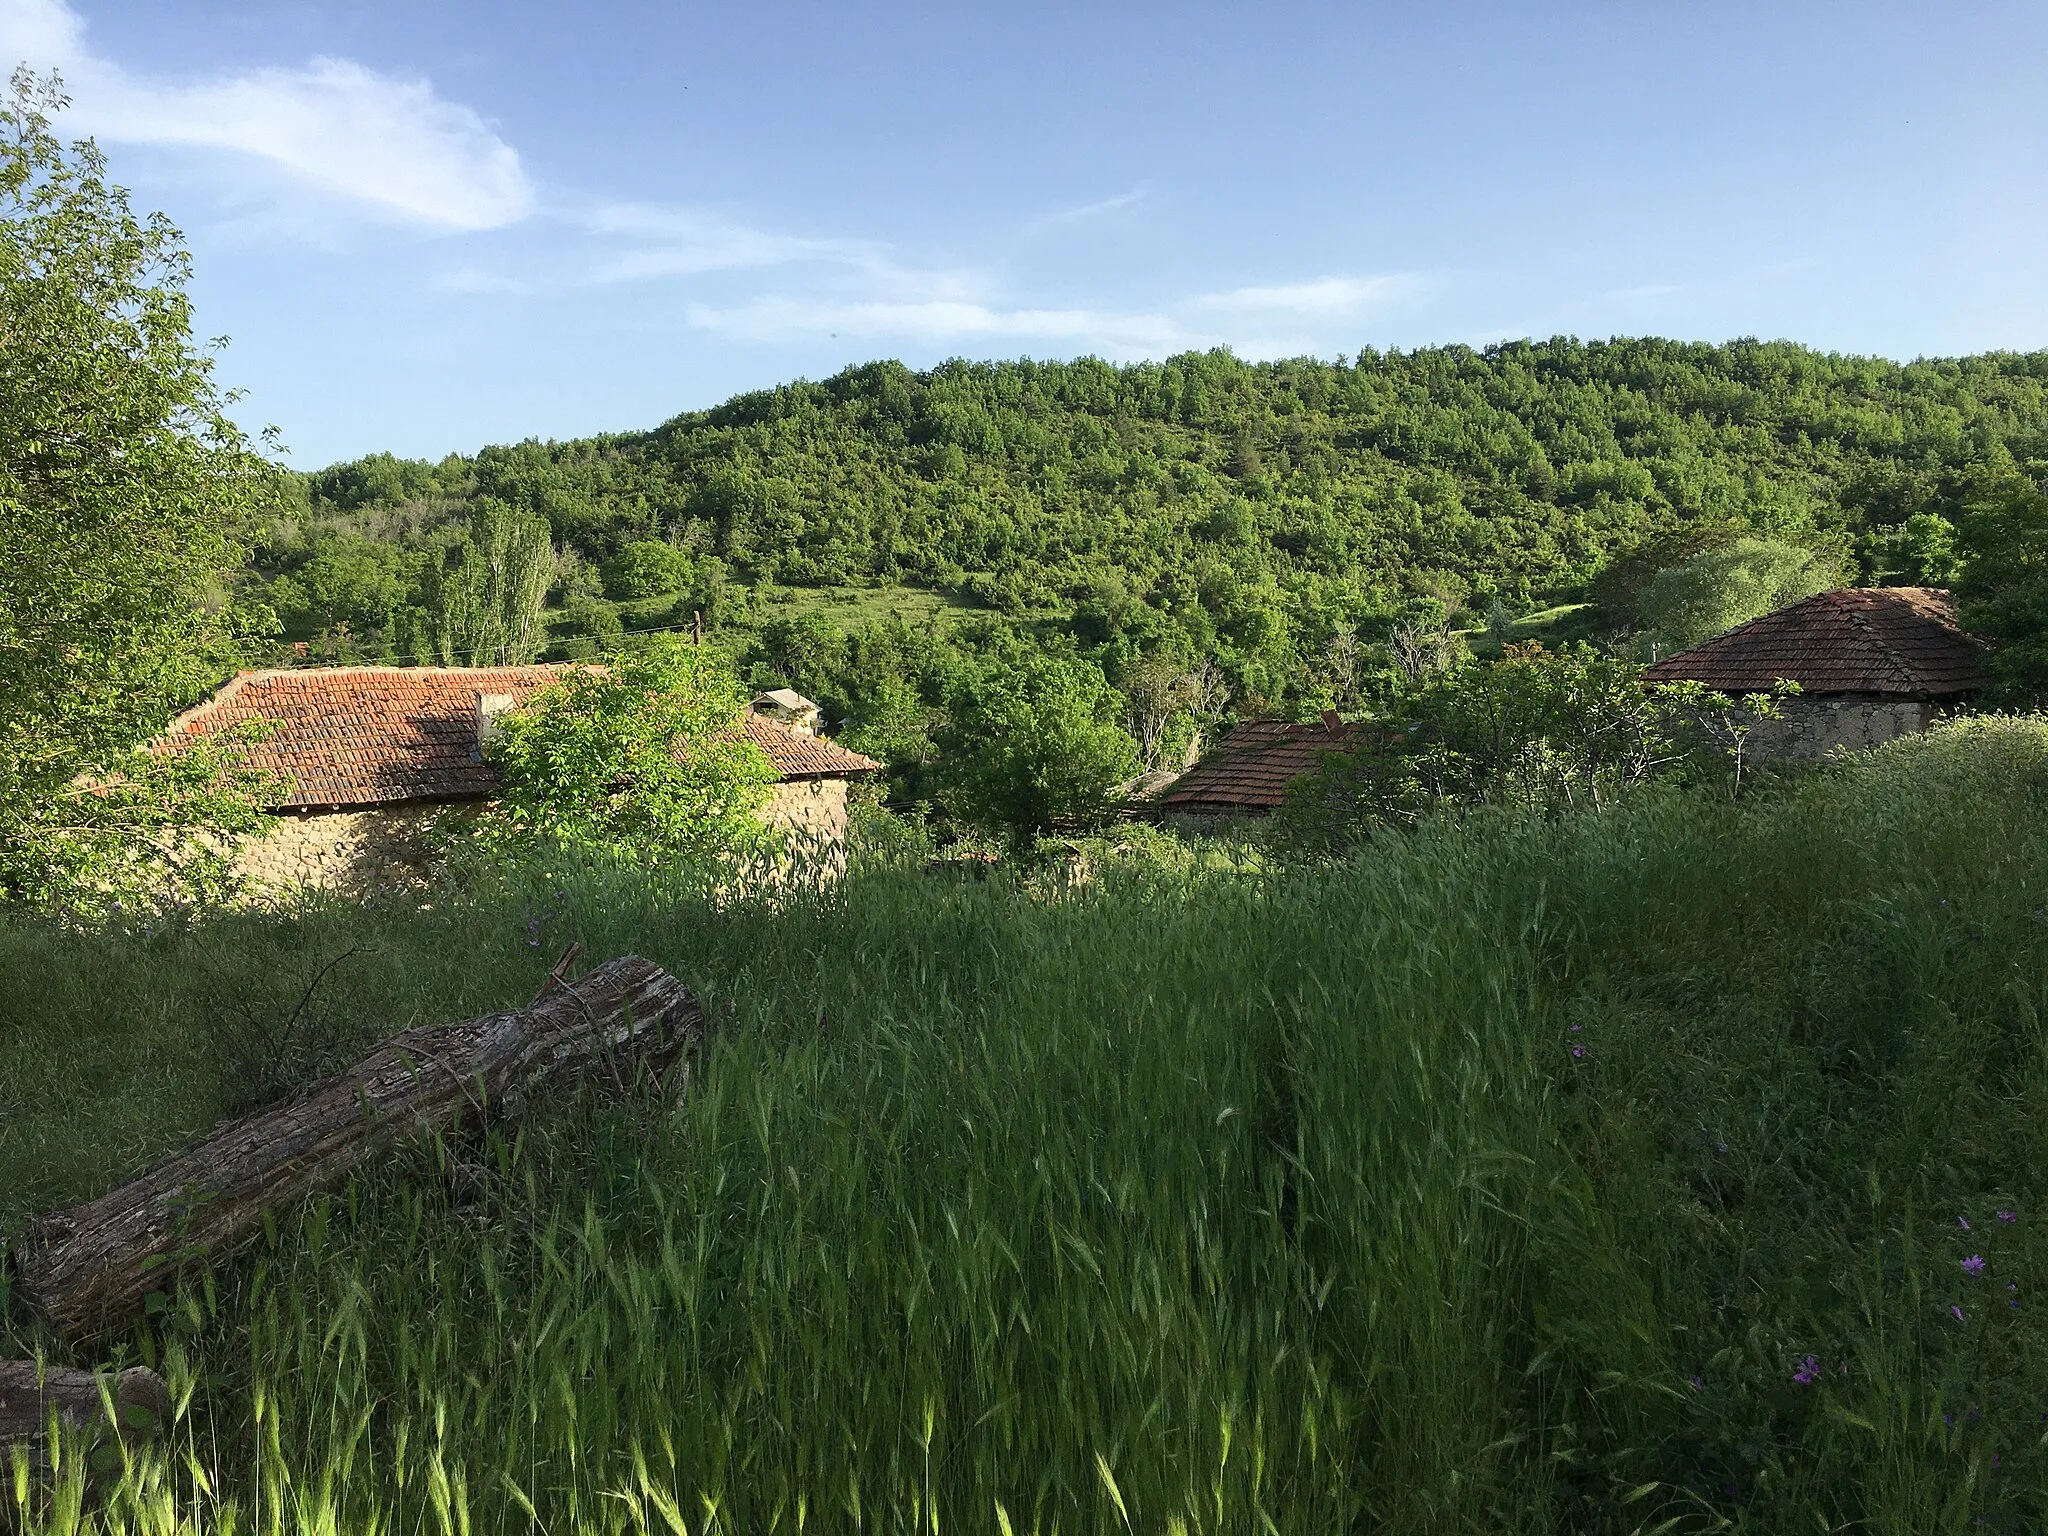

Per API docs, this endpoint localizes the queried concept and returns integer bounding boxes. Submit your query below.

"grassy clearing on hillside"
[3,721,2047,1533]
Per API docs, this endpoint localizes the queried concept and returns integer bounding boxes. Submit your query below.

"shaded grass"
[3,718,2046,1531]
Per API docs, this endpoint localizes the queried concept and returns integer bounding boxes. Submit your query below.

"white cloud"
[683,267,1422,358]
[0,0,533,231]
[1195,274,1418,315]
[581,202,887,281]
[685,295,1195,354]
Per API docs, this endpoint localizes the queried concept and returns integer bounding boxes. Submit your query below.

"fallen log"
[0,1363,170,1470]
[12,955,700,1342]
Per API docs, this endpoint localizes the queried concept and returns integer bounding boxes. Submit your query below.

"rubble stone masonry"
[230,780,853,895]
[1746,696,1936,760]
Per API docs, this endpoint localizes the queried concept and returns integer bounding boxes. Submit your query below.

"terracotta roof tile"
[1154,719,1365,813]
[1643,587,1989,697]
[738,714,881,779]
[155,665,878,810]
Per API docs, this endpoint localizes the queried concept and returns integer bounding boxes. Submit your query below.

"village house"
[1145,587,1990,823]
[152,666,879,892]
[1644,586,1989,758]
[1144,714,1365,824]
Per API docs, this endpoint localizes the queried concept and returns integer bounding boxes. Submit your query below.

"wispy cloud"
[1029,187,1148,230]
[581,203,884,280]
[685,295,1195,353]
[0,0,1423,364]
[0,0,534,231]
[1195,274,1420,315]
[681,265,1421,357]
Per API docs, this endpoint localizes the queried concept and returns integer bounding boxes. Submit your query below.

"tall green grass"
[4,719,2046,1532]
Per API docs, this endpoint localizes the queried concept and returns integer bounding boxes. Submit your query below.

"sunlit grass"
[4,718,2046,1532]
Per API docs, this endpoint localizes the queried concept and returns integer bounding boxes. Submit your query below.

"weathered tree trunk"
[0,1363,170,1469]
[12,956,699,1342]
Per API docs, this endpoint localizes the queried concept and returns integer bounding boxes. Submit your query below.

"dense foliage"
[1955,472,2048,705]
[1270,643,1786,854]
[251,339,2048,785]
[6,719,2045,1531]
[483,638,775,865]
[935,651,1140,846]
[0,73,281,906]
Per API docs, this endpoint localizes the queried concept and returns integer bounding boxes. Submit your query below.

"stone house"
[152,666,879,892]
[1643,586,1989,758]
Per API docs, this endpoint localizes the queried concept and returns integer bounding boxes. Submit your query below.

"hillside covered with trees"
[256,340,2048,718]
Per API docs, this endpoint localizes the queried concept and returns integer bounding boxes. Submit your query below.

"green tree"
[1637,537,1843,653]
[482,637,776,863]
[268,533,424,647]
[1274,644,1774,854]
[0,71,282,905]
[759,611,845,694]
[941,655,1139,846]
[1955,475,2048,705]
[436,498,552,665]
[604,539,694,600]
[1886,511,1962,586]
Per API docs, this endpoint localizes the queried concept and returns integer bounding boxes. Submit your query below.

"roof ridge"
[1836,599,1925,693]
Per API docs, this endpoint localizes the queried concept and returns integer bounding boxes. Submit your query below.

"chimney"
[474,692,515,759]
[1320,708,1344,734]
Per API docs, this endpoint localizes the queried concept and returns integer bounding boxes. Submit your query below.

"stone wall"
[761,778,850,843]
[1746,696,1936,761]
[232,804,472,897]
[232,779,854,896]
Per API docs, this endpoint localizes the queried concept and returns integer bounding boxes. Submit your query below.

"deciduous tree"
[482,638,775,864]
[941,655,1139,847]
[1955,474,2048,705]
[0,72,281,906]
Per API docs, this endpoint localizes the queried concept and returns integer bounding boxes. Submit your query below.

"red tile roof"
[1153,718,1366,814]
[155,666,878,810]
[743,715,882,779]
[1643,587,1989,698]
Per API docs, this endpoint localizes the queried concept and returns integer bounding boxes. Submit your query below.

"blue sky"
[2,1,2043,467]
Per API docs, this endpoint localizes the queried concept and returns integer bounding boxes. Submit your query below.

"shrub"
[481,637,775,865]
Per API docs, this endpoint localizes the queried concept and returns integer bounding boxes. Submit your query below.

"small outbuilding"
[1644,587,1988,759]
[153,666,879,892]
[750,688,826,735]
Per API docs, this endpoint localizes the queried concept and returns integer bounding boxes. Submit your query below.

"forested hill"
[260,338,2048,699]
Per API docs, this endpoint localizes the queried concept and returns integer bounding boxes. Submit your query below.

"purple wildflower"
[1570,1023,1582,1032]
[1958,1215,1971,1231]
[1997,1209,2017,1224]
[1793,1355,1820,1385]
[1963,1254,1986,1275]
[1688,1375,1705,1392]
[1951,1304,1966,1322]
[1571,1045,1586,1059]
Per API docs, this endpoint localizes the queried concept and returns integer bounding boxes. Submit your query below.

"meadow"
[3,719,2046,1533]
